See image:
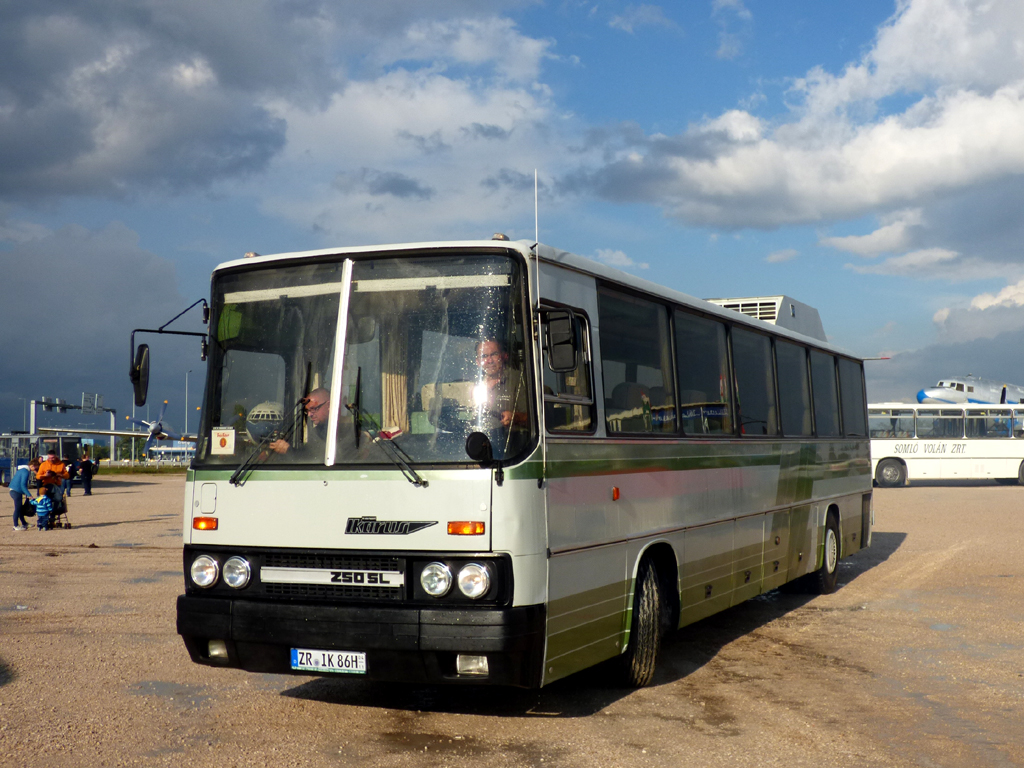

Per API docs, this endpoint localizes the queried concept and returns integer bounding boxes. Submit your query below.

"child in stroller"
[32,486,70,530]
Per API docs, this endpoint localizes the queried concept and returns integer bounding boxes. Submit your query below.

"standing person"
[32,486,54,531]
[62,455,77,497]
[79,451,95,496]
[10,458,40,531]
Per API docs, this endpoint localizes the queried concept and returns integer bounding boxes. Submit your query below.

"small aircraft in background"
[39,400,197,452]
[917,375,1024,405]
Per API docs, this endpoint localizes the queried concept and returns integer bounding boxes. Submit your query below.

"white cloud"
[594,249,649,270]
[374,17,555,83]
[820,209,922,256]
[766,248,797,263]
[565,0,1024,249]
[970,278,1024,310]
[847,247,958,276]
[260,65,566,242]
[609,5,678,35]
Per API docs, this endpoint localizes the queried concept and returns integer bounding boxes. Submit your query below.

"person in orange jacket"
[37,449,69,497]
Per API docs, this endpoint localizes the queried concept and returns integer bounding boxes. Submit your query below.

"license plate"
[291,648,367,675]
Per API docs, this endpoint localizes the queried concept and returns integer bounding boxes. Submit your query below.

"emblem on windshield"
[345,516,437,535]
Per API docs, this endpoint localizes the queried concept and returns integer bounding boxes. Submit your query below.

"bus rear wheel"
[618,558,662,687]
[810,513,841,595]
[876,459,905,488]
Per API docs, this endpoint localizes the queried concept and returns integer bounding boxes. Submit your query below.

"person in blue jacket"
[10,458,40,531]
[32,485,55,530]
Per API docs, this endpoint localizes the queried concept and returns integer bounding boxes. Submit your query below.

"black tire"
[875,458,905,488]
[810,513,841,595]
[618,558,662,687]
[1018,461,1024,486]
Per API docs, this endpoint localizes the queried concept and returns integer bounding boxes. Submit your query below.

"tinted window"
[837,357,867,436]
[674,310,733,435]
[810,350,840,437]
[543,312,595,433]
[731,327,778,436]
[776,341,812,436]
[598,288,676,434]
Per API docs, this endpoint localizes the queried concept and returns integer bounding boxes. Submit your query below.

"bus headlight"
[457,563,491,599]
[420,562,452,597]
[190,555,220,588]
[222,556,251,589]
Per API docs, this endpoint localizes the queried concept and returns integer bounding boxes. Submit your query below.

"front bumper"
[177,595,546,687]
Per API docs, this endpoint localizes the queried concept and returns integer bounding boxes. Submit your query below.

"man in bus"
[475,338,529,454]
[268,388,330,457]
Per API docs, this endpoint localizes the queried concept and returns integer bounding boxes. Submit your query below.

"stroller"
[36,485,72,530]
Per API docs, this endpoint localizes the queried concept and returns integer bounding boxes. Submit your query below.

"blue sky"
[3,0,1024,434]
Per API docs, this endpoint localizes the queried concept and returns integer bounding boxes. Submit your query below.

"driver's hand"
[268,439,289,454]
[501,410,513,427]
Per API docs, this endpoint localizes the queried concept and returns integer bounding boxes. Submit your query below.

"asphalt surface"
[1,476,1021,767]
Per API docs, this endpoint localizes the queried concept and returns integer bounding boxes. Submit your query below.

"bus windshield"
[198,252,533,467]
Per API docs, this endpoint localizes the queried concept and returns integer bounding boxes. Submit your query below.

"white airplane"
[917,375,1024,405]
[39,400,197,452]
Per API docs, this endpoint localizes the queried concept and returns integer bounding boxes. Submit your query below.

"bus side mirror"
[545,310,577,373]
[130,344,150,407]
[465,432,493,464]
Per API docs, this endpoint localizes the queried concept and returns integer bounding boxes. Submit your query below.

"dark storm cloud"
[334,168,435,200]
[463,123,512,140]
[0,223,200,432]
[481,168,540,193]
[397,130,452,155]
[0,1,528,203]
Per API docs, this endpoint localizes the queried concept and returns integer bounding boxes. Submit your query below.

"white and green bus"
[159,238,871,688]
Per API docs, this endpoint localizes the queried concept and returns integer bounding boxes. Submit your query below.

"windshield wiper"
[346,368,427,488]
[230,365,312,487]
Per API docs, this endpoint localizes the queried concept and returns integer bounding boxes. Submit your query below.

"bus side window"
[542,311,595,433]
[810,350,841,437]
[598,288,676,434]
[674,310,733,436]
[776,340,812,437]
[838,357,867,437]
[731,327,778,436]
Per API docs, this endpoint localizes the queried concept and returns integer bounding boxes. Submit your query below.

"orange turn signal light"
[448,521,485,536]
[612,486,620,501]
[193,516,219,531]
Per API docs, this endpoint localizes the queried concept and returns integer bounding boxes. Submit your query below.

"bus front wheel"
[876,459,905,488]
[810,513,841,595]
[619,558,662,687]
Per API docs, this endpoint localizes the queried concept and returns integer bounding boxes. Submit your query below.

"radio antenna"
[534,169,539,244]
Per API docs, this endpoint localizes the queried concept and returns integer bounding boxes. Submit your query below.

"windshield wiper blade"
[345,396,428,488]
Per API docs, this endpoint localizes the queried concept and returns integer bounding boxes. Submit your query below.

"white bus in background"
[869,403,1024,487]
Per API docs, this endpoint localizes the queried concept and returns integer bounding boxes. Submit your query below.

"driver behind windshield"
[474,339,528,453]
[269,388,330,456]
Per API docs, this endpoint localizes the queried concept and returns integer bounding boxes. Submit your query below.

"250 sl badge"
[345,516,437,535]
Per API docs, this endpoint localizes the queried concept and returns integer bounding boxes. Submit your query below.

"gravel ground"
[1,476,1021,767]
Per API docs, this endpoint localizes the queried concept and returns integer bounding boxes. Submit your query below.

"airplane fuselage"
[917,375,1024,405]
